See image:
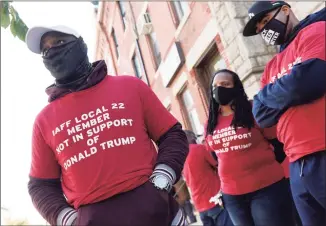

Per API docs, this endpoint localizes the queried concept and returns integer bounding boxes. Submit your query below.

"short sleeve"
[30,122,61,179]
[137,79,178,142]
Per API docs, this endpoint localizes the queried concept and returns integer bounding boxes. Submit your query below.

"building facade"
[94,1,324,140]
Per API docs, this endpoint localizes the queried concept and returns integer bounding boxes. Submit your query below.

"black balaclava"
[42,36,92,87]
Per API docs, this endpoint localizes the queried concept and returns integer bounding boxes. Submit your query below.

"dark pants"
[199,205,234,226]
[222,178,294,226]
[76,182,182,226]
[290,151,326,226]
[284,178,302,226]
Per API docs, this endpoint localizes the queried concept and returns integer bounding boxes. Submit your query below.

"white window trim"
[172,72,188,96]
[163,97,171,108]
[129,43,136,60]
[137,2,149,22]
[174,4,191,40]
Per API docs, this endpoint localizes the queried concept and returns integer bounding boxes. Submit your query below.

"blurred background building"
[93,1,324,141]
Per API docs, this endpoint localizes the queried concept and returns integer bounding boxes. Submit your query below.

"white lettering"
[63,147,98,170]
[100,137,136,150]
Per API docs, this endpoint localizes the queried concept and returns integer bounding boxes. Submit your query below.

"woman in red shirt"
[205,69,294,226]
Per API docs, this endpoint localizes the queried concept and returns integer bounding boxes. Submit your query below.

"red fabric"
[183,144,220,212]
[282,157,290,179]
[260,22,326,162]
[30,75,177,208]
[205,114,284,195]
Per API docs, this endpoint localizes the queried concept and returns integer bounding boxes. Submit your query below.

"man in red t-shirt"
[243,1,326,225]
[183,130,233,226]
[25,25,189,226]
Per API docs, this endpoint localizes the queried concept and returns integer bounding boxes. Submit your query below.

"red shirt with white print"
[183,144,220,212]
[206,114,284,195]
[260,22,326,162]
[30,75,177,208]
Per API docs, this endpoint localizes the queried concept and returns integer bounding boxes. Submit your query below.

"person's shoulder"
[109,75,145,86]
[302,21,325,32]
[297,21,325,39]
[33,102,54,126]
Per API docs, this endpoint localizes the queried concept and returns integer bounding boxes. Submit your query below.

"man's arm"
[256,58,326,110]
[253,22,326,127]
[136,78,189,189]
[29,122,76,226]
[153,123,188,187]
[28,177,76,226]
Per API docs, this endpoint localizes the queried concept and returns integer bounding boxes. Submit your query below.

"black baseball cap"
[243,1,291,37]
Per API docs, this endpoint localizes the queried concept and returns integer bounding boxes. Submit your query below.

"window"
[147,31,162,70]
[111,28,119,59]
[196,43,227,106]
[117,1,127,31]
[104,45,115,75]
[170,1,189,26]
[180,89,204,136]
[132,54,142,78]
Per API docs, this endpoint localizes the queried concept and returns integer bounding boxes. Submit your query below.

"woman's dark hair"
[206,69,254,136]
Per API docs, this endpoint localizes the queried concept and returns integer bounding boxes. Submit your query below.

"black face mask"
[260,8,289,46]
[42,37,92,83]
[213,86,238,106]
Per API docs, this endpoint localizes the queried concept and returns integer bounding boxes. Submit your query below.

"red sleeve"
[183,160,190,183]
[260,70,269,89]
[297,21,326,61]
[30,121,60,179]
[137,79,178,142]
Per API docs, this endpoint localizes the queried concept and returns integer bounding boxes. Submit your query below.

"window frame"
[146,31,162,71]
[131,53,142,79]
[179,87,204,136]
[169,1,189,27]
[117,1,127,31]
[111,28,119,59]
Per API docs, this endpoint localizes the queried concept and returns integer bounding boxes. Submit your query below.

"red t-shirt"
[261,22,326,162]
[183,144,220,212]
[206,114,284,195]
[30,75,177,208]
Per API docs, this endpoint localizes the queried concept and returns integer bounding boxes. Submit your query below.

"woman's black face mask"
[42,37,91,81]
[213,86,239,106]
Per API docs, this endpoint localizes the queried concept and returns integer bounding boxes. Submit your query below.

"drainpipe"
[128,2,150,87]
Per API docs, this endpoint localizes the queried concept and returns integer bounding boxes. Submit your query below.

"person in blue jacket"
[243,1,326,226]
